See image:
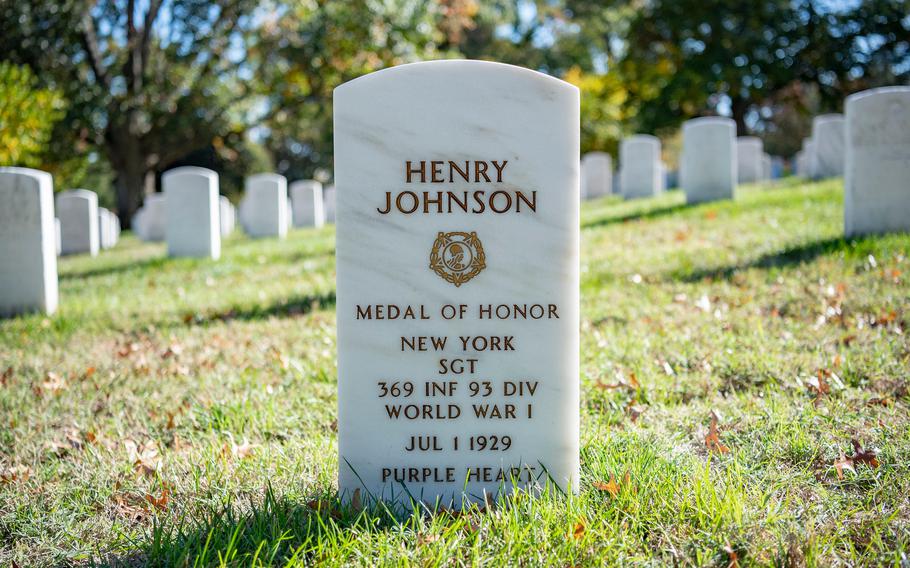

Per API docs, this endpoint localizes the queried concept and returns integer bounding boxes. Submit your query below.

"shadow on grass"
[582,202,690,229]
[186,291,337,324]
[679,235,881,282]
[59,255,168,281]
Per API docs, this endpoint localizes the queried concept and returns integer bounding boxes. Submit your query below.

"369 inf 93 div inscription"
[334,60,579,508]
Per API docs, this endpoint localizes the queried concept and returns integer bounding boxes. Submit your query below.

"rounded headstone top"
[290,179,323,191]
[162,166,218,181]
[683,116,736,129]
[247,172,287,185]
[0,166,53,185]
[58,188,98,201]
[334,59,578,98]
[581,151,611,162]
[145,193,166,204]
[846,85,910,106]
[626,134,659,143]
[812,113,845,128]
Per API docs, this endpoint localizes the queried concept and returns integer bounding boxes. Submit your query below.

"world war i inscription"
[334,60,580,506]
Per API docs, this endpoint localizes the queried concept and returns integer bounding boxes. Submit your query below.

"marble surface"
[735,137,763,184]
[97,208,116,249]
[580,152,612,199]
[845,86,910,236]
[219,196,235,237]
[334,60,580,507]
[290,180,325,227]
[0,167,58,316]
[242,173,288,239]
[619,135,661,199]
[681,117,735,204]
[811,114,845,179]
[164,167,221,259]
[323,185,336,224]
[56,189,99,256]
[138,194,167,242]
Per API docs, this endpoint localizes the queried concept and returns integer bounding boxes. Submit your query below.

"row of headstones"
[580,86,909,233]
[580,130,780,203]
[130,171,336,246]
[54,189,121,256]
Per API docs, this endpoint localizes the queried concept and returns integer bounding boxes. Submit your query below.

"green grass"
[1,178,908,566]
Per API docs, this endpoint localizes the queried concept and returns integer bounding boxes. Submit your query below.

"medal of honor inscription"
[334,60,580,507]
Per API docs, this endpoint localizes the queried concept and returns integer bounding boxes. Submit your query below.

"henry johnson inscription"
[334,60,579,507]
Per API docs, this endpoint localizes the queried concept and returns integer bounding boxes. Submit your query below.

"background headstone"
[242,173,288,238]
[97,207,114,249]
[56,189,99,256]
[844,86,910,236]
[735,137,763,184]
[334,60,580,506]
[55,218,61,256]
[680,117,736,204]
[619,134,661,199]
[323,185,336,224]
[290,180,325,228]
[138,194,167,241]
[580,152,612,199]
[811,114,846,179]
[0,167,58,316]
[219,196,235,237]
[163,166,221,259]
[761,153,772,181]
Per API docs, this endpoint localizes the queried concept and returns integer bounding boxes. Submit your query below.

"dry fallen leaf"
[723,543,739,568]
[1,367,12,387]
[833,452,855,480]
[0,464,31,484]
[42,372,67,394]
[125,439,161,477]
[849,439,880,469]
[351,488,363,511]
[145,488,170,511]
[571,519,586,540]
[594,474,620,497]
[705,412,730,454]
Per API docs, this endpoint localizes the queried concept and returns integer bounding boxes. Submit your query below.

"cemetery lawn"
[2,177,909,567]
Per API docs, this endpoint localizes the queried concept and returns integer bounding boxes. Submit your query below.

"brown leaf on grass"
[117,342,140,358]
[111,493,149,522]
[849,439,880,469]
[866,396,892,407]
[417,533,441,544]
[595,371,639,392]
[723,543,739,568]
[82,366,96,380]
[162,343,183,359]
[571,519,586,539]
[626,400,646,423]
[703,210,718,220]
[351,488,363,511]
[705,412,730,454]
[222,438,257,461]
[807,369,831,404]
[145,488,170,511]
[42,372,67,394]
[0,464,31,484]
[833,452,855,480]
[1,366,12,387]
[594,475,620,497]
[306,498,342,520]
[125,440,161,477]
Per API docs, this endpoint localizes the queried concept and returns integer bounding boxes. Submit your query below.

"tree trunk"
[731,96,749,135]
[112,162,154,229]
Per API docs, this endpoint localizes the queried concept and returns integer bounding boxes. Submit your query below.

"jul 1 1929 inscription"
[334,60,580,507]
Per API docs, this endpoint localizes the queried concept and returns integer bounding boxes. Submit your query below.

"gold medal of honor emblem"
[429,231,486,287]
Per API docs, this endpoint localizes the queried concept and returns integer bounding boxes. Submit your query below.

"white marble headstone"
[290,180,326,228]
[845,86,910,236]
[811,114,845,179]
[97,207,114,249]
[140,194,167,241]
[680,117,736,204]
[54,218,61,256]
[163,166,220,259]
[761,153,772,181]
[619,135,661,199]
[56,189,99,256]
[219,196,235,237]
[242,173,288,238]
[580,152,612,199]
[735,137,763,184]
[0,167,59,316]
[334,60,580,507]
[323,185,336,224]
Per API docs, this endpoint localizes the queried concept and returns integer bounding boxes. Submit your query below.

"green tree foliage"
[0,62,64,166]
[0,0,260,225]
